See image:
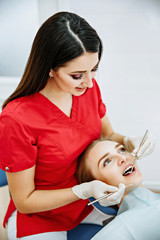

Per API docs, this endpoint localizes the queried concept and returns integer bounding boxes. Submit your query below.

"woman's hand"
[72,180,125,206]
[124,132,155,159]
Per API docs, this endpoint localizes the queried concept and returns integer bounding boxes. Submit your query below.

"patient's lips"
[123,164,135,176]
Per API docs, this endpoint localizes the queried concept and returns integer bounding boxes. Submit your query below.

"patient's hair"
[76,137,112,184]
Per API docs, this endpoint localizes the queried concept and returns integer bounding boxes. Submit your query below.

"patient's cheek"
[134,171,143,186]
[129,154,135,162]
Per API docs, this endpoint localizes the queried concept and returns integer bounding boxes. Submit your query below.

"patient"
[76,138,160,240]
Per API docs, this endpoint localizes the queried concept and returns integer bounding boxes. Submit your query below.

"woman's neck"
[40,79,73,117]
[41,78,72,101]
[118,183,145,207]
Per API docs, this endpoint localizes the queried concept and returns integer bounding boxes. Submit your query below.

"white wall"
[71,0,160,182]
[0,0,70,76]
[0,0,160,182]
[0,0,39,76]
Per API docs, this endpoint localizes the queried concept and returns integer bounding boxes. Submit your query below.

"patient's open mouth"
[123,166,135,176]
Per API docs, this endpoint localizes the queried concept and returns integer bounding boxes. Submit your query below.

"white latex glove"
[124,132,155,159]
[72,180,125,207]
[99,183,125,206]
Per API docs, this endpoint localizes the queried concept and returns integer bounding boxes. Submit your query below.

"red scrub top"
[0,79,106,237]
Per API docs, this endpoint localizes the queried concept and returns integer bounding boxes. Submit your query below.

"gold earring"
[49,73,52,78]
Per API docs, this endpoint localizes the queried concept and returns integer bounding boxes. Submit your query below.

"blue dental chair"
[0,169,117,240]
[0,169,8,187]
[67,199,117,240]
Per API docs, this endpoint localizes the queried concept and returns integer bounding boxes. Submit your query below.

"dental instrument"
[88,184,133,206]
[133,130,149,166]
[88,192,115,206]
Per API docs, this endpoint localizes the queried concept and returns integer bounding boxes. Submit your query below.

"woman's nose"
[117,155,127,166]
[83,75,93,88]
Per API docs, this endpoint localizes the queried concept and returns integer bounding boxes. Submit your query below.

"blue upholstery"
[89,197,118,215]
[67,200,117,239]
[67,223,103,240]
[0,169,8,187]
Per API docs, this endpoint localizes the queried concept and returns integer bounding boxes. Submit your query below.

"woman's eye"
[71,74,83,80]
[119,147,126,154]
[104,159,111,166]
[91,66,98,72]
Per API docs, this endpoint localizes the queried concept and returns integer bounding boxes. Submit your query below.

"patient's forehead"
[88,140,117,162]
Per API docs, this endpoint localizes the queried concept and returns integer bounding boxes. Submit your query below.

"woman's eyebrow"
[97,143,121,167]
[98,153,109,167]
[71,70,87,73]
[115,143,121,149]
[70,63,99,74]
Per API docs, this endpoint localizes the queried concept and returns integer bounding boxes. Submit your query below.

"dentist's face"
[86,140,143,187]
[50,52,99,96]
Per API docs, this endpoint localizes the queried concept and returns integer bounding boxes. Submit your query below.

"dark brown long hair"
[2,11,103,109]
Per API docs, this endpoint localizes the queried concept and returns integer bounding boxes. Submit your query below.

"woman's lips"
[75,87,87,92]
[123,163,133,173]
[124,168,136,177]
[123,163,136,177]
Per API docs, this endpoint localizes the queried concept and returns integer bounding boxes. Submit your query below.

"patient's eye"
[119,147,126,154]
[104,159,111,166]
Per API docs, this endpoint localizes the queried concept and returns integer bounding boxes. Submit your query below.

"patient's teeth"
[123,166,134,176]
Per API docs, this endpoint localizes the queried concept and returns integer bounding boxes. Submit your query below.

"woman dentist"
[0,11,154,240]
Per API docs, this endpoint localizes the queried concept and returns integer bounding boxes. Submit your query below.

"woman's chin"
[123,168,143,189]
[125,177,143,191]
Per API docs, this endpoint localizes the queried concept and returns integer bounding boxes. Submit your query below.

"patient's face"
[87,140,143,188]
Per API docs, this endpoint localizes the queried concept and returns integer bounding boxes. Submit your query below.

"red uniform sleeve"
[94,79,106,118]
[0,114,37,172]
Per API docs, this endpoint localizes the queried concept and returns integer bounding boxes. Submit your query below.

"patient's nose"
[117,156,127,165]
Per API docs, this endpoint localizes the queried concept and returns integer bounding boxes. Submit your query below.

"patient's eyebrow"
[115,143,121,149]
[98,153,109,167]
[98,143,121,167]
